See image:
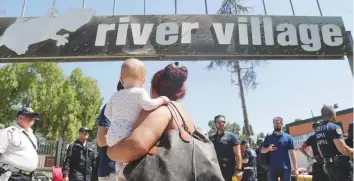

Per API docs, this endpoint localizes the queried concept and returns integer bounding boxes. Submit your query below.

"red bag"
[52,167,64,181]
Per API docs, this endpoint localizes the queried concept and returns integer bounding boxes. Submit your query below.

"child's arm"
[138,89,170,111]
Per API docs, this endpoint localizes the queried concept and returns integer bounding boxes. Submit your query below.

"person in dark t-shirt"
[241,140,257,181]
[300,120,327,181]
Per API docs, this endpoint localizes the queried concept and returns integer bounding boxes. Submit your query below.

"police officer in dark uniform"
[255,138,267,181]
[241,140,257,181]
[209,115,243,181]
[299,120,327,181]
[315,105,353,181]
[345,122,353,148]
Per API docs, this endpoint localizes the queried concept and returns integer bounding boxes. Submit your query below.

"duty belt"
[243,167,256,170]
[0,162,33,176]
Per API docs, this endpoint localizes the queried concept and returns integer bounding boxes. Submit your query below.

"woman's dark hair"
[117,81,124,91]
[151,62,188,101]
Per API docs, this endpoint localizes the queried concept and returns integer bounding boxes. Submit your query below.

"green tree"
[207,120,241,135]
[294,118,302,122]
[207,0,263,141]
[0,63,102,141]
[69,68,102,135]
[257,132,265,138]
[242,124,254,136]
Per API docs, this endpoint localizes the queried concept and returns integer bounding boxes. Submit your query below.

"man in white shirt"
[0,107,39,181]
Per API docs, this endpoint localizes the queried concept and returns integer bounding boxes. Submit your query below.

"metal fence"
[36,139,97,179]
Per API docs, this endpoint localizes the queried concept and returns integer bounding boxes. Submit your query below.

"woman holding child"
[106,59,226,181]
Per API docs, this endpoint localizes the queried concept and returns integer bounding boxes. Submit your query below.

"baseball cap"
[17,107,39,117]
[79,127,91,132]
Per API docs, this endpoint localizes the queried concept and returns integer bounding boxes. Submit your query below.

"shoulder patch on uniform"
[336,128,343,135]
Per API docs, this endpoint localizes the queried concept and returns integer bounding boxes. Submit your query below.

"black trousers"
[323,158,353,181]
[221,167,234,181]
[257,166,268,181]
[241,169,257,181]
[312,161,327,181]
[0,167,32,181]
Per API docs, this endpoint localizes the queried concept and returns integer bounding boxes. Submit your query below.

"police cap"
[79,127,92,133]
[17,107,39,117]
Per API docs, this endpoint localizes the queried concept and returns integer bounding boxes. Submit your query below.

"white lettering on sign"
[92,16,344,52]
[211,23,235,45]
[181,23,199,44]
[156,22,179,45]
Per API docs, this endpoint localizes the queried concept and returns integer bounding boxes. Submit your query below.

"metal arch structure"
[0,0,352,75]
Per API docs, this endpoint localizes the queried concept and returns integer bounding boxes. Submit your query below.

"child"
[104,58,169,181]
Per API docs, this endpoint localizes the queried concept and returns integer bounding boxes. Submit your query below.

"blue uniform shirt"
[262,132,294,169]
[315,121,343,158]
[96,104,116,177]
[209,131,240,169]
[243,148,257,167]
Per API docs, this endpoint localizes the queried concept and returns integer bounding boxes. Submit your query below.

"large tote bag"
[123,102,225,181]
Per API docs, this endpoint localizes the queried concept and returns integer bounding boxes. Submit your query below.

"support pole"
[82,0,86,9]
[316,0,323,16]
[21,0,28,17]
[113,0,116,15]
[345,31,353,76]
[143,0,146,15]
[262,0,267,15]
[204,0,208,14]
[174,0,177,14]
[289,0,295,15]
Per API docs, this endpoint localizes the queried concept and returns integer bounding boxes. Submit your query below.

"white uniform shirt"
[0,124,38,172]
[104,87,163,147]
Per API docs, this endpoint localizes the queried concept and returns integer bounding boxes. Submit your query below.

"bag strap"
[169,102,193,135]
[22,131,36,150]
[166,102,192,142]
[166,103,184,132]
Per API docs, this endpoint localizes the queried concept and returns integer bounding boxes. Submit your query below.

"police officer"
[255,138,267,181]
[315,105,353,181]
[241,140,257,181]
[345,122,353,148]
[209,115,243,181]
[299,120,327,181]
[0,107,39,181]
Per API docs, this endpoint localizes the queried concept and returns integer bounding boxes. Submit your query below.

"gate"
[36,138,97,179]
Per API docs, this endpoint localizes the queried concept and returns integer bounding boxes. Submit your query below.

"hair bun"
[174,62,179,66]
[165,64,188,84]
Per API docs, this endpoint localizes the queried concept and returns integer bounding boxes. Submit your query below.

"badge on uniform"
[336,128,342,135]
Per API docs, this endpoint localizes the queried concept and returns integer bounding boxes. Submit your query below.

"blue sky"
[1,0,353,135]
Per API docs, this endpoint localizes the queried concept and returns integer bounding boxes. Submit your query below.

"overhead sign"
[0,8,350,62]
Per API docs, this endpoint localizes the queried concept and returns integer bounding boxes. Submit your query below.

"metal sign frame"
[0,8,352,73]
